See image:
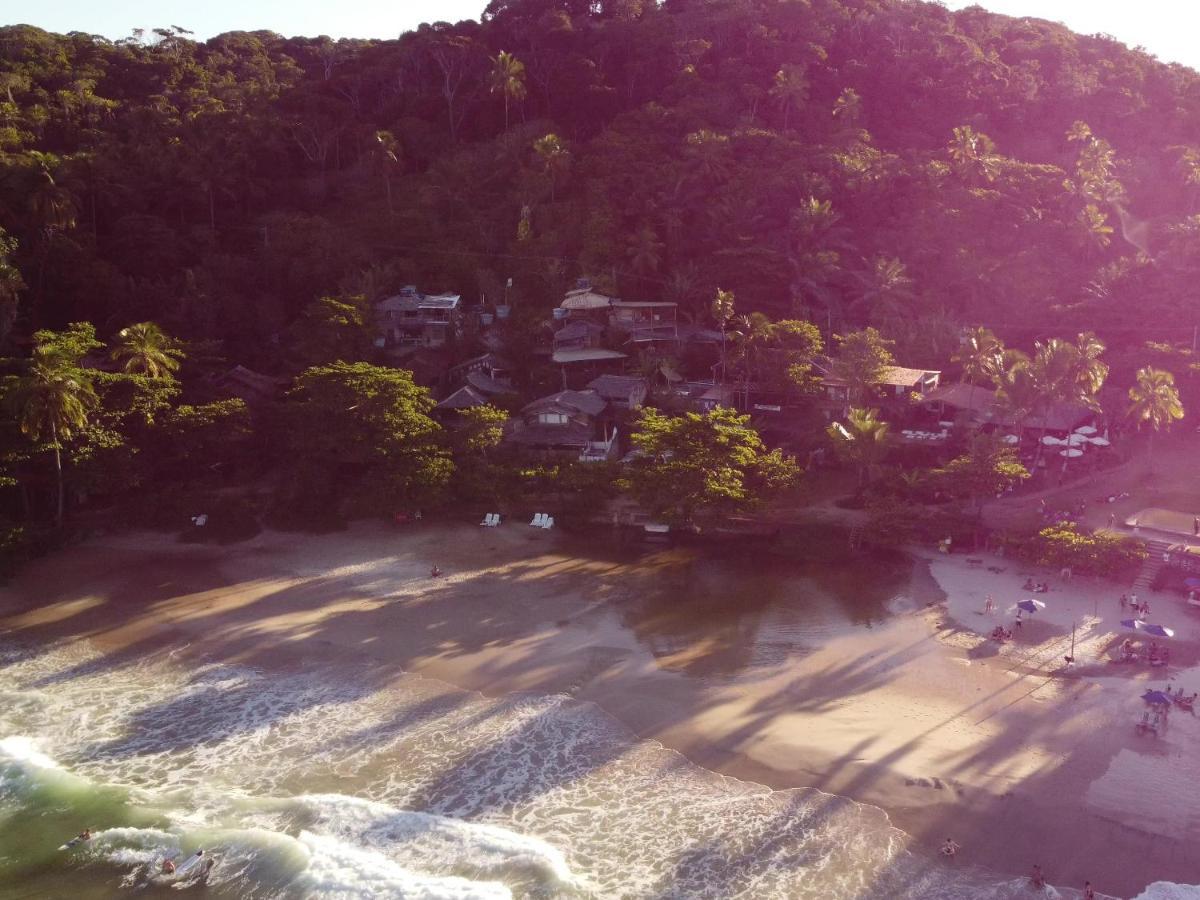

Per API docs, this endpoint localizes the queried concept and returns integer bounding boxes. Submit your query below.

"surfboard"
[58,835,88,851]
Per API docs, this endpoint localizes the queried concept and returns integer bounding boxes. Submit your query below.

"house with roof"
[375,286,462,348]
[817,362,941,407]
[609,301,679,345]
[553,319,606,352]
[587,374,649,410]
[924,382,1093,435]
[503,389,619,461]
[434,353,517,422]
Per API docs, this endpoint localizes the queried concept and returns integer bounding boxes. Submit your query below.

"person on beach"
[1194,516,1199,537]
[1084,881,1096,899]
[430,564,442,578]
[984,595,995,615]
[940,838,960,858]
[1120,593,1128,610]
[1030,864,1045,888]
[1015,609,1023,630]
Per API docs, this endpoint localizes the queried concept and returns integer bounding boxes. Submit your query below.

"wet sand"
[2,523,1197,898]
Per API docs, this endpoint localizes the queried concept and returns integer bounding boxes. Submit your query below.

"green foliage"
[829,328,894,405]
[927,437,1029,506]
[287,295,374,366]
[281,362,451,517]
[827,406,891,490]
[109,322,184,379]
[1011,524,1147,578]
[623,407,799,525]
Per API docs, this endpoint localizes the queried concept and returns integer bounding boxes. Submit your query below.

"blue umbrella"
[1017,599,1046,613]
[1141,624,1175,638]
[1121,619,1142,630]
[1142,690,1173,706]
[1186,577,1200,589]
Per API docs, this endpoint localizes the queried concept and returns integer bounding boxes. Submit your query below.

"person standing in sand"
[984,595,995,615]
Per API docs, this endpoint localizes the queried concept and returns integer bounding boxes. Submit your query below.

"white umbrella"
[1001,434,1020,444]
[1088,436,1110,447]
[1067,433,1090,446]
[1074,425,1098,435]
[1059,448,1084,458]
[1041,435,1064,446]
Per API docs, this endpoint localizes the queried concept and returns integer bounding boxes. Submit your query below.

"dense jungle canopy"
[2,0,1200,367]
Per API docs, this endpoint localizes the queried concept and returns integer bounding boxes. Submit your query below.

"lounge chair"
[480,513,492,526]
[542,516,555,529]
[530,513,546,527]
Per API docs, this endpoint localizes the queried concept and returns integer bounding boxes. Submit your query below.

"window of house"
[538,412,568,425]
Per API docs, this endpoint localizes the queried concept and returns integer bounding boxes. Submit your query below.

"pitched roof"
[376,292,461,312]
[552,348,627,364]
[610,300,677,309]
[560,288,616,310]
[435,385,489,411]
[522,389,607,418]
[466,370,515,395]
[504,420,594,448]
[925,381,997,413]
[820,363,940,389]
[587,374,648,403]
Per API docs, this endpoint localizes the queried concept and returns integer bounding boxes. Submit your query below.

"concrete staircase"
[1131,538,1172,595]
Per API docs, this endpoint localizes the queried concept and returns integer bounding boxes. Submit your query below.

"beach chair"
[530,513,546,527]
[491,513,502,526]
[480,513,492,526]
[542,516,555,530]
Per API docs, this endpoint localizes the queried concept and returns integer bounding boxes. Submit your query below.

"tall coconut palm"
[110,321,184,379]
[770,64,808,131]
[489,50,526,130]
[951,326,1003,412]
[7,363,98,527]
[1069,331,1109,402]
[711,288,736,385]
[827,407,891,490]
[993,350,1039,441]
[1127,367,1184,466]
[370,130,403,215]
[532,133,569,201]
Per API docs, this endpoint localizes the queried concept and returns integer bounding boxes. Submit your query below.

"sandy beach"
[2,522,1198,898]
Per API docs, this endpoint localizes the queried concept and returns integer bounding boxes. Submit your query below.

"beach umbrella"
[1141,624,1175,638]
[1184,577,1200,589]
[1001,434,1020,444]
[1121,619,1142,630]
[1058,448,1084,458]
[1041,435,1063,446]
[1067,433,1090,446]
[1088,436,1110,447]
[1074,425,1098,435]
[1142,690,1173,706]
[1017,598,1046,613]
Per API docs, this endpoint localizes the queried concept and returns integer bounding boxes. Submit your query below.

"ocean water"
[0,638,1105,900]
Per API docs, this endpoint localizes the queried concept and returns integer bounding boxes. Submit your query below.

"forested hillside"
[2,0,1200,362]
[0,0,1198,551]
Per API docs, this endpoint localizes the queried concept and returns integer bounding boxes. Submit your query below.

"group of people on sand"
[940,842,1096,897]
[1022,578,1049,594]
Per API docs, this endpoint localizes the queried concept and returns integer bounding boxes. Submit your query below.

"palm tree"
[711,288,735,385]
[110,322,184,379]
[827,407,891,490]
[532,133,569,201]
[1069,331,1109,400]
[370,130,403,215]
[946,125,1000,184]
[1127,367,1184,467]
[626,224,664,275]
[770,65,808,131]
[952,327,1004,412]
[851,256,914,326]
[489,50,526,130]
[993,350,1039,441]
[7,363,99,527]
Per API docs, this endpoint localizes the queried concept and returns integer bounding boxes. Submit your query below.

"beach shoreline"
[2,522,1198,898]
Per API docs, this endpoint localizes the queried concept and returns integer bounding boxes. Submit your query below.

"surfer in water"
[161,858,176,875]
[78,829,92,842]
[940,838,960,858]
